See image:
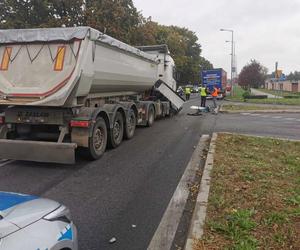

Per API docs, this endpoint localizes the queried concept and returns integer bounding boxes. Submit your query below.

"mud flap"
[0,139,77,164]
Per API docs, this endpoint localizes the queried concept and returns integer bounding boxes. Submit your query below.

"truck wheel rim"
[94,128,104,151]
[128,114,135,133]
[113,121,121,140]
[149,112,154,124]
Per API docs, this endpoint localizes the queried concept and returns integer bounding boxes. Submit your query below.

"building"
[265,79,300,93]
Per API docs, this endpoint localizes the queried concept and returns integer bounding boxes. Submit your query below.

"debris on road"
[109,237,117,244]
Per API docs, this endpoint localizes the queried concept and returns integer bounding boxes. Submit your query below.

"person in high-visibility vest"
[185,86,191,100]
[199,85,208,107]
[211,85,219,109]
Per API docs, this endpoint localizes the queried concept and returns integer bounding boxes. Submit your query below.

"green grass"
[226,86,300,105]
[200,134,300,250]
[221,104,297,111]
[246,98,300,105]
[226,86,246,101]
[257,88,300,97]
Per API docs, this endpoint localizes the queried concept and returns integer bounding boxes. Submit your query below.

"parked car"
[0,191,77,250]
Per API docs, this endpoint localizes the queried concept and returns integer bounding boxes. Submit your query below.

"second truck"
[201,68,227,99]
[0,27,184,164]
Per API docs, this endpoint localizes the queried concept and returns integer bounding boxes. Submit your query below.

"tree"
[47,0,85,27]
[85,0,140,43]
[0,0,213,84]
[0,0,50,28]
[287,71,300,81]
[238,60,268,89]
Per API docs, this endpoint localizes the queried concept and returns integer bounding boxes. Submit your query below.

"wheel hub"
[94,128,104,151]
[113,121,121,140]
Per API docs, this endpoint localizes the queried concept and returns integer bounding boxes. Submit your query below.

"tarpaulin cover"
[0,26,157,62]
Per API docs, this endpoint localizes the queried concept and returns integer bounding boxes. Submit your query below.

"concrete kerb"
[184,133,218,250]
[147,134,210,250]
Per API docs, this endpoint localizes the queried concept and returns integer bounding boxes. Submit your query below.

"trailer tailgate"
[0,139,77,164]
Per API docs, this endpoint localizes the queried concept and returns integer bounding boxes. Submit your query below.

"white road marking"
[241,113,251,115]
[284,117,297,121]
[147,135,210,250]
[296,119,300,122]
[272,116,282,119]
[249,113,261,116]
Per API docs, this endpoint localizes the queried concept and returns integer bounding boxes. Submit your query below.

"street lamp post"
[226,40,236,79]
[220,28,234,96]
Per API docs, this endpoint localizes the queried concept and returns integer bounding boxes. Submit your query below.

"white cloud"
[134,0,300,74]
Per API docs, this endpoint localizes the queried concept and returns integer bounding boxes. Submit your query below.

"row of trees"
[0,0,213,84]
[286,71,300,81]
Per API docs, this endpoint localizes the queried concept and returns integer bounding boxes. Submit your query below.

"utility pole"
[220,29,234,96]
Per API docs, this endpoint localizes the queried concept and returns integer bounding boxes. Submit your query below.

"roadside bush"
[242,91,251,101]
[246,95,268,99]
[283,95,300,99]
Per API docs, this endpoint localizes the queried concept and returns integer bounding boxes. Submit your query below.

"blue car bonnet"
[0,192,38,212]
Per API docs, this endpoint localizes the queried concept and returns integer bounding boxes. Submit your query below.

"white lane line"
[296,119,300,122]
[249,113,261,116]
[284,117,297,121]
[241,113,251,115]
[260,115,270,118]
[272,116,282,119]
[147,135,210,250]
[0,160,14,167]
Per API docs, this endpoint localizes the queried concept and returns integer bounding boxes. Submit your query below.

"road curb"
[147,135,210,250]
[184,133,218,250]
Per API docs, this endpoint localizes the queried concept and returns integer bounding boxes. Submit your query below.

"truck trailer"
[201,68,227,99]
[0,27,184,164]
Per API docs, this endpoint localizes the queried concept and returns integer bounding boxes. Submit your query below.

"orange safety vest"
[212,87,218,97]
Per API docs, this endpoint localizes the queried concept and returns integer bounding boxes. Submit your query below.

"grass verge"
[221,104,297,111]
[226,86,246,101]
[246,98,300,106]
[198,134,300,250]
[257,89,300,97]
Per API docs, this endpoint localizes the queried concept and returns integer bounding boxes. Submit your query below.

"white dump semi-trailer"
[0,27,184,164]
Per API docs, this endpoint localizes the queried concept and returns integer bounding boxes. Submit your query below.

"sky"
[133,0,300,75]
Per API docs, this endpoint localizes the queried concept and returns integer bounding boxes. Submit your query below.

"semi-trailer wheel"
[147,105,155,127]
[108,111,124,148]
[124,109,136,139]
[85,117,107,160]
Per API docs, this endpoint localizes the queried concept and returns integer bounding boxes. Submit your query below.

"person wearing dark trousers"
[199,85,207,107]
[185,86,191,101]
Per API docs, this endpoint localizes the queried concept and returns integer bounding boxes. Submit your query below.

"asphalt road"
[0,96,299,249]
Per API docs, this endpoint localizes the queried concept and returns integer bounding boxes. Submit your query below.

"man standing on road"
[199,84,207,107]
[211,85,219,109]
[185,86,191,101]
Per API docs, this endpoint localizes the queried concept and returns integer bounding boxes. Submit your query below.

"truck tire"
[124,109,136,140]
[86,117,107,160]
[108,111,124,148]
[147,105,155,127]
